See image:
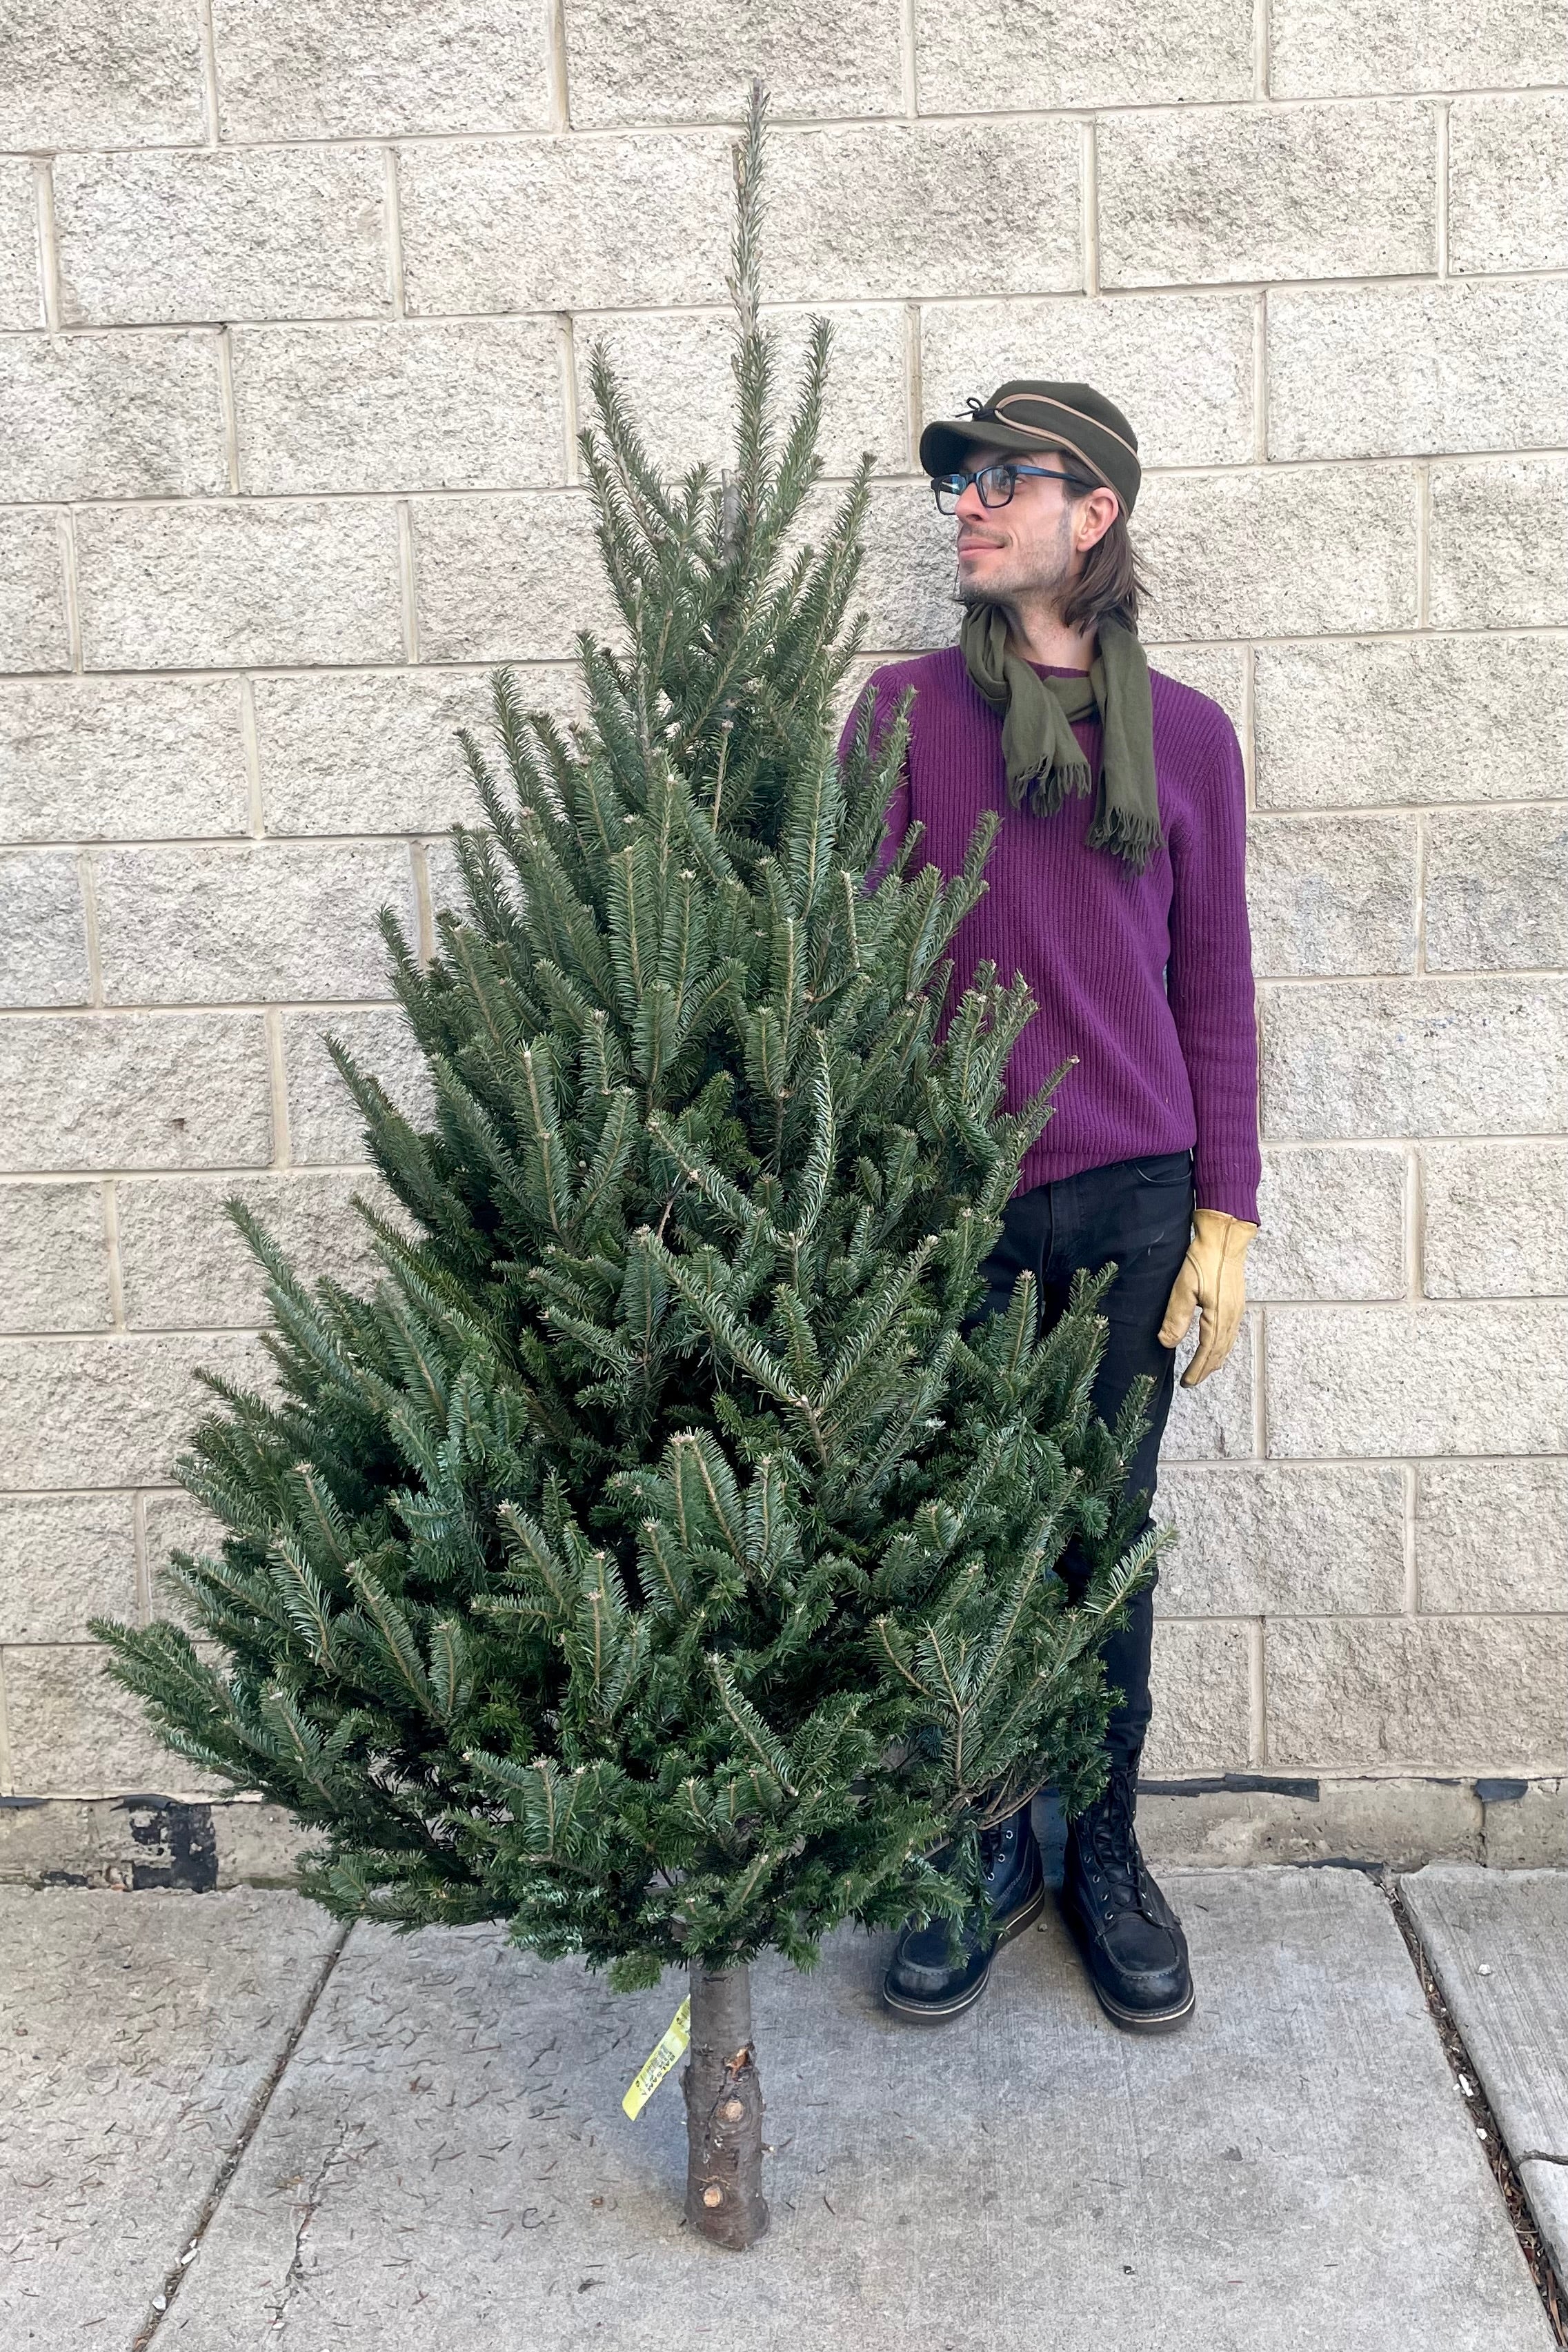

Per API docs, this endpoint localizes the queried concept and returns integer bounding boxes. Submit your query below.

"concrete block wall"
[1,1,1564,1855]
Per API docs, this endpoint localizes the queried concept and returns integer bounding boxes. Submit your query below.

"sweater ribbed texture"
[842,646,1262,1222]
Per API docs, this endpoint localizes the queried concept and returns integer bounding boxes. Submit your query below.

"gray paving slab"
[1402,1863,1568,2283]
[0,1888,342,2349]
[158,1868,1549,2351]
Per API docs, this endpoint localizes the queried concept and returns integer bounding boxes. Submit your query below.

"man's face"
[950,443,1095,610]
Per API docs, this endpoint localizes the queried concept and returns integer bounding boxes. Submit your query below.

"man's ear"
[1075,487,1121,553]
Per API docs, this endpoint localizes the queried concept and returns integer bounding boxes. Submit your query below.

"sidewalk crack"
[270,2113,376,2329]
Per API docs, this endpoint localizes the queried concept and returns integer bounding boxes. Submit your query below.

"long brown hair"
[1057,462,1148,637]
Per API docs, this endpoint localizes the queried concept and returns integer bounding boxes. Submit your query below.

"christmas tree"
[95,86,1158,2251]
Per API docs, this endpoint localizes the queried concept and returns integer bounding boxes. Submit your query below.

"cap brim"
[918,415,1048,478]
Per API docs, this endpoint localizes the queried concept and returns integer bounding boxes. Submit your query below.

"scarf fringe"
[1006,758,1095,820]
[1086,803,1164,874]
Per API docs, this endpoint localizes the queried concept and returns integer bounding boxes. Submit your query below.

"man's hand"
[1157,1207,1258,1387]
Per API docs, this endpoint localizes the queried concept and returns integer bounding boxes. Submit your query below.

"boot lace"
[1080,1766,1163,1924]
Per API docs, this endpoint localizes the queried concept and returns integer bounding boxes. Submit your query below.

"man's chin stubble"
[954,570,1069,613]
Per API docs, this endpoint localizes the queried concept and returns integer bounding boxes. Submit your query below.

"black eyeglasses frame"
[930,461,1085,515]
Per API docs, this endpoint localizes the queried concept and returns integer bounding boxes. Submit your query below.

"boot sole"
[1086,1975,1196,2035]
[880,1877,1049,2025]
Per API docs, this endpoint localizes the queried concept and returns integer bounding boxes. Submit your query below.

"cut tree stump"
[683,1959,769,2249]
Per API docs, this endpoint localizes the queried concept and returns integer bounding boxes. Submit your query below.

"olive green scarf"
[959,604,1162,872]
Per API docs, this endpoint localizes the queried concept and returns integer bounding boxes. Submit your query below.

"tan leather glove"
[1157,1207,1258,1387]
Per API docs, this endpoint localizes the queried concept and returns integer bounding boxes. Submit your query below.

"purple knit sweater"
[840,646,1262,1223]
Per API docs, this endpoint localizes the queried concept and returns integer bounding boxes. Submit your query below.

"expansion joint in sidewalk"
[130,1921,351,2352]
[1383,1879,1567,2349]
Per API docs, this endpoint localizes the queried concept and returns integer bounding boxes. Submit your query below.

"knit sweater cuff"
[1195,1172,1261,1226]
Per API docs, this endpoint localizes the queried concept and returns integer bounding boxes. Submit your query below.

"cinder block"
[1254,637,1568,811]
[1422,1141,1568,1300]
[398,133,733,317]
[1249,1145,1407,1301]
[115,1169,404,1328]
[411,493,616,664]
[281,1005,435,1165]
[1098,101,1436,288]
[141,1488,224,1585]
[1144,644,1249,735]
[566,0,903,125]
[1425,806,1568,974]
[0,330,226,505]
[231,319,566,496]
[212,0,552,138]
[141,1490,228,1625]
[1162,1309,1257,1461]
[1245,813,1416,978]
[421,833,468,929]
[0,0,206,146]
[257,666,583,839]
[0,1331,270,1490]
[75,501,404,671]
[2,1642,219,1795]
[0,678,247,845]
[53,146,390,328]
[1266,1616,1568,1771]
[1153,1461,1406,1616]
[257,671,485,835]
[914,0,1250,110]
[857,480,962,653]
[920,292,1255,472]
[1260,977,1566,1140]
[0,161,40,333]
[1269,0,1566,97]
[0,1182,110,1333]
[1268,282,1567,463]
[92,840,418,1006]
[1264,1303,1568,1457]
[0,1012,272,1174]
[1449,96,1567,275]
[1142,1618,1252,1775]
[0,510,70,675]
[0,851,90,1007]
[1429,459,1568,631]
[1138,466,1418,642]
[0,1492,136,1641]
[769,121,1082,304]
[579,305,909,480]
[1416,1459,1568,1615]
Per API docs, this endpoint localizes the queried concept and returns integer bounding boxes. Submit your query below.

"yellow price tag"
[622,1996,691,2119]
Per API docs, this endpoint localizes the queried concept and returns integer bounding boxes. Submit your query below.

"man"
[843,382,1260,2035]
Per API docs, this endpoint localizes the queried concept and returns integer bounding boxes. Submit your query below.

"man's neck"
[995,593,1096,671]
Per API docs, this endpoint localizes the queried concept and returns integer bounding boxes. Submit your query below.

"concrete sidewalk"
[0,1888,341,2344]
[1405,1866,1568,2290]
[0,1872,1556,2351]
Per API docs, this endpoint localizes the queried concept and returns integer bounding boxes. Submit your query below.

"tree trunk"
[682,1959,769,2249]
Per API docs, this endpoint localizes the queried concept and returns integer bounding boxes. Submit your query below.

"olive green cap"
[919,379,1141,515]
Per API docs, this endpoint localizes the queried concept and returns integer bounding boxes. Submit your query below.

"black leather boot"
[882,1804,1046,2025]
[1060,1757,1194,2033]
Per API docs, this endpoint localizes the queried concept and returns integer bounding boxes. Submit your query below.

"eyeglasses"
[931,462,1082,515]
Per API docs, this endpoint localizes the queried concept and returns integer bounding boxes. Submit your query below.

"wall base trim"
[1,1776,1563,1892]
[1137,1773,1565,1872]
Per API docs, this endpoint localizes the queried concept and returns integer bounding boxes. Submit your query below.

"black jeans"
[961,1147,1196,1769]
